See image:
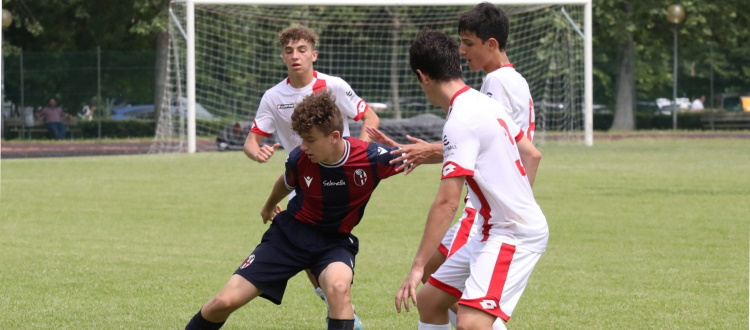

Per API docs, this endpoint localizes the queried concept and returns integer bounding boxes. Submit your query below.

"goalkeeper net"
[152,1,588,153]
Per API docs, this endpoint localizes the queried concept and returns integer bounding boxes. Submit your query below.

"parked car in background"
[536,101,611,115]
[653,97,690,115]
[111,100,214,120]
[718,93,750,112]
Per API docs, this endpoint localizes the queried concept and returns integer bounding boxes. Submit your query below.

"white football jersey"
[480,64,535,141]
[441,86,548,252]
[251,71,369,150]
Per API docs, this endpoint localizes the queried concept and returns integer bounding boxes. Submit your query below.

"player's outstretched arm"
[260,174,292,224]
[517,136,541,187]
[365,127,442,175]
[357,106,381,142]
[243,132,280,163]
[365,126,400,147]
[395,176,463,313]
[393,137,443,175]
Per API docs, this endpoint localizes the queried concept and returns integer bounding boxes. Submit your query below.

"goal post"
[156,0,593,154]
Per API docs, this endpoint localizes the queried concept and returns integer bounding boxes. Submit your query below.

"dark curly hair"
[291,91,343,137]
[278,25,318,49]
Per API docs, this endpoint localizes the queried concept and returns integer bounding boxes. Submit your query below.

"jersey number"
[497,119,526,177]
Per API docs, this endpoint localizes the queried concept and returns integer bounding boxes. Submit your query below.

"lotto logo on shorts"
[240,254,255,269]
[479,299,498,310]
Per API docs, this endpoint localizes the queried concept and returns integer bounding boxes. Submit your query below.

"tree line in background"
[1,0,748,130]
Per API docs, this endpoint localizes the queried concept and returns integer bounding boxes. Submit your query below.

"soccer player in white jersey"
[367,11,540,329]
[393,29,548,330]
[242,26,378,329]
[461,2,535,141]
[244,25,380,163]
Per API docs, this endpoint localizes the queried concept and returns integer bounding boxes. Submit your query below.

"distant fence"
[2,49,156,119]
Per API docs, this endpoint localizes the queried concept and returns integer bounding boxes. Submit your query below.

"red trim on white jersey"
[457,242,516,321]
[501,63,514,68]
[427,276,463,299]
[497,118,516,146]
[448,85,471,115]
[514,159,527,176]
[441,161,474,179]
[250,120,272,137]
[438,243,449,257]
[515,129,525,143]
[448,207,478,257]
[465,176,492,241]
[312,78,327,93]
[352,100,367,121]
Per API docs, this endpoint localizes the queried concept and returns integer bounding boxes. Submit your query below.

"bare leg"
[306,268,321,288]
[456,304,496,330]
[200,274,263,323]
[422,249,446,283]
[416,282,458,325]
[317,262,355,320]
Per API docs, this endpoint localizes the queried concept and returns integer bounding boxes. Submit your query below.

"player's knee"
[206,294,243,314]
[456,324,475,330]
[323,280,351,302]
[456,321,493,330]
[328,280,351,295]
[417,286,454,313]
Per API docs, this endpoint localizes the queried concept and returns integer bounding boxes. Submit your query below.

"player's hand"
[255,143,280,163]
[260,204,283,224]
[390,135,431,174]
[395,266,423,313]
[365,127,400,148]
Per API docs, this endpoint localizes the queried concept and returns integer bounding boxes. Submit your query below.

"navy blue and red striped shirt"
[283,137,401,233]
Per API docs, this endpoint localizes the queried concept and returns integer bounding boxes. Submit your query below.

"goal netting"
[151,1,588,153]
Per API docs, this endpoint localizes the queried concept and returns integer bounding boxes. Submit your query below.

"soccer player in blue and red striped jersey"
[186,91,402,330]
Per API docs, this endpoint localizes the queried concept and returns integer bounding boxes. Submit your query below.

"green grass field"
[1,138,748,329]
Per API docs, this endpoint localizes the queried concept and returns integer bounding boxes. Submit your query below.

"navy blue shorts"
[234,212,359,305]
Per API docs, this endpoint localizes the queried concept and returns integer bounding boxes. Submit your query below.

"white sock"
[448,309,457,328]
[418,321,451,330]
[492,318,508,330]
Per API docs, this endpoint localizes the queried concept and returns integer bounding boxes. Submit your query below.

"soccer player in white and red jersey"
[369,10,538,326]
[242,26,378,328]
[244,25,380,164]
[394,30,548,330]
[461,2,535,142]
[368,5,540,328]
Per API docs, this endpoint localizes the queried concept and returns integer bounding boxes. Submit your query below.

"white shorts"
[439,207,481,258]
[428,236,542,321]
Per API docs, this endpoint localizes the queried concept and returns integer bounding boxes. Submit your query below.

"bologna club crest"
[240,254,255,269]
[353,169,368,186]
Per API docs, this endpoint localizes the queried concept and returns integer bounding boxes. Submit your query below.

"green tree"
[594,0,750,130]
[2,0,168,113]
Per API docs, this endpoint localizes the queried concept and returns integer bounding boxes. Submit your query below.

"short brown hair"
[278,26,318,48]
[292,91,343,136]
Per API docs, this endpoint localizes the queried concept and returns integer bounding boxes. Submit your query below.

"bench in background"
[2,117,81,139]
[701,112,750,130]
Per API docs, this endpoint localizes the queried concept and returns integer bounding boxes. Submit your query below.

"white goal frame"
[176,0,593,152]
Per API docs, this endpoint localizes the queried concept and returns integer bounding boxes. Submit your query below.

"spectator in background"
[36,97,71,140]
[691,95,705,111]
